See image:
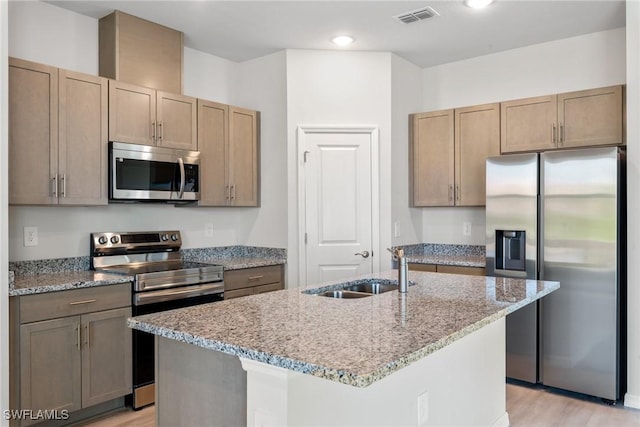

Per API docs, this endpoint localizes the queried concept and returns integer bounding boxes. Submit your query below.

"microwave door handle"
[177,157,185,199]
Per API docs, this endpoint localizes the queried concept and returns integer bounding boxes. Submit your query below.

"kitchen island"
[129,270,559,427]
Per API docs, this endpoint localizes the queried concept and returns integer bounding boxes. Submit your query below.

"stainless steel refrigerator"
[486,146,626,401]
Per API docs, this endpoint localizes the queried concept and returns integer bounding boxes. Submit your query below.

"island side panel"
[155,337,247,427]
[241,318,508,427]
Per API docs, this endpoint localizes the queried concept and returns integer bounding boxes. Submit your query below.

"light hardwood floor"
[74,383,640,426]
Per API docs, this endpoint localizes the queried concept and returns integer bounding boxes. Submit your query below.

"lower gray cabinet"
[10,284,132,426]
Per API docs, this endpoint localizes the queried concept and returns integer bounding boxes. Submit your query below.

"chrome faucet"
[388,247,408,293]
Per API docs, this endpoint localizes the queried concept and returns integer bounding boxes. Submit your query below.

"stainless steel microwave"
[109,142,200,202]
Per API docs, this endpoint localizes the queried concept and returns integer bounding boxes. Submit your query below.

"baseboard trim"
[624,392,640,409]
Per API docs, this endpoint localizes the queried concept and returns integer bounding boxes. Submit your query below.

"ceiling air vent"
[394,6,440,24]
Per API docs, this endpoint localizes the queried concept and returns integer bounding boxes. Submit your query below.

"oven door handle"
[134,282,224,306]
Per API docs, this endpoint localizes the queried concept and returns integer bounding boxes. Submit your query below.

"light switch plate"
[24,226,38,247]
[204,223,214,237]
[463,222,472,236]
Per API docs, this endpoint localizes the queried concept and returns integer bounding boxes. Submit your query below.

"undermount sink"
[306,278,401,299]
[342,282,397,294]
[319,290,372,299]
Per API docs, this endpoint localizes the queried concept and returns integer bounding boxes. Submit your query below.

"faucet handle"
[386,247,405,260]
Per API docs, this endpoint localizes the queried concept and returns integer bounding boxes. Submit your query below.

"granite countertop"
[129,270,559,388]
[399,243,486,268]
[8,245,286,296]
[9,270,133,296]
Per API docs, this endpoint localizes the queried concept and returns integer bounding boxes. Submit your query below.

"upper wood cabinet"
[198,100,260,206]
[9,58,108,206]
[99,10,183,94]
[108,80,197,150]
[410,109,454,207]
[501,85,624,153]
[410,103,500,207]
[455,103,501,206]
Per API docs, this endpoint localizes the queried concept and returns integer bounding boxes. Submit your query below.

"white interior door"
[299,126,378,286]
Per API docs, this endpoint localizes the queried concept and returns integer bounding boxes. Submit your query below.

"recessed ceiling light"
[464,0,494,9]
[331,35,355,46]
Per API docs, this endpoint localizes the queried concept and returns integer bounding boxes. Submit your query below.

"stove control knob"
[110,236,119,244]
[171,233,179,241]
[98,236,108,245]
[161,234,169,241]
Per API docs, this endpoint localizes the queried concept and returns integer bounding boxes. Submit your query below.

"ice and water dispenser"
[495,230,526,272]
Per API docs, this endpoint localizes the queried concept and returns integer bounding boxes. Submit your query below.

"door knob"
[355,251,370,258]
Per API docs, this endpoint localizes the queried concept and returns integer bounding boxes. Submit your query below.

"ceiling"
[46,0,626,68]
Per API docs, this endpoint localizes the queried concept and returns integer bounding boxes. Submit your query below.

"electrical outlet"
[24,226,38,247]
[394,221,401,237]
[418,391,429,425]
[463,221,472,236]
[204,223,214,237]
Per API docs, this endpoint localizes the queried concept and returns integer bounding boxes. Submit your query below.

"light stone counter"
[129,269,558,388]
[9,270,133,296]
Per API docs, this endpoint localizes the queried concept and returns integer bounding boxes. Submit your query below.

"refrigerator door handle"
[538,193,544,281]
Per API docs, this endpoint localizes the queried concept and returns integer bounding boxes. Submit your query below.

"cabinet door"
[20,317,82,417]
[198,100,229,206]
[8,58,58,205]
[229,107,260,206]
[455,103,500,206]
[410,110,454,206]
[156,92,197,150]
[58,70,109,205]
[558,85,623,148]
[501,95,557,153]
[81,307,132,408]
[108,80,156,146]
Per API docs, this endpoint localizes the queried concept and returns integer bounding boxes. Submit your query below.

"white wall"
[7,1,287,261]
[235,51,289,250]
[420,27,626,246]
[1,1,9,424]
[8,0,98,75]
[285,49,393,284]
[625,0,640,410]
[390,54,423,246]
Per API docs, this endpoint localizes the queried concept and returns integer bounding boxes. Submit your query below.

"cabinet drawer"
[437,265,486,276]
[253,282,283,295]
[19,283,131,324]
[224,288,253,300]
[224,265,283,291]
[408,263,437,272]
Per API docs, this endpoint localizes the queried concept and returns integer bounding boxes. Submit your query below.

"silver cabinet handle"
[231,185,236,201]
[60,174,66,198]
[152,121,156,142]
[159,121,164,141]
[76,324,81,351]
[552,123,557,145]
[85,324,90,348]
[456,184,460,202]
[69,299,96,306]
[448,184,453,202]
[248,275,264,281]
[355,251,370,258]
[559,124,564,146]
[51,175,57,198]
[225,185,230,203]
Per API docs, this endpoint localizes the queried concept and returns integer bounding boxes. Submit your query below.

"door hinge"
[304,233,308,244]
[303,151,310,163]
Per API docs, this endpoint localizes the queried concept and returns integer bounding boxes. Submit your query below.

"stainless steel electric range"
[90,230,224,409]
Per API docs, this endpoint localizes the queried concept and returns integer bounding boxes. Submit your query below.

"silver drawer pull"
[248,275,264,281]
[69,299,97,306]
